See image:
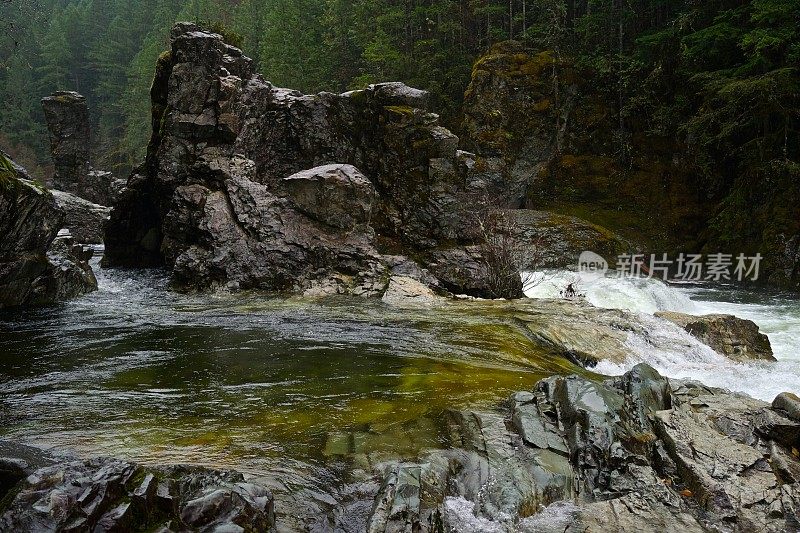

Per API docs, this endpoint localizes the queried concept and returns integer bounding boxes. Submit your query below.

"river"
[0,254,583,527]
[1,258,798,527]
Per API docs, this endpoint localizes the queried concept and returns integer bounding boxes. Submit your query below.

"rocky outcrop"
[656,311,776,362]
[51,190,111,244]
[0,151,97,308]
[41,92,91,195]
[460,41,800,291]
[104,23,504,297]
[166,156,389,295]
[41,92,118,206]
[0,451,275,532]
[366,364,800,532]
[461,43,709,241]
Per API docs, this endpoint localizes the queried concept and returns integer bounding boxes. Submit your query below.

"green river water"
[0,259,585,512]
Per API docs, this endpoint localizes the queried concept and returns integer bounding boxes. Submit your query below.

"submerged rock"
[365,365,800,532]
[0,454,275,532]
[104,23,511,297]
[51,190,111,244]
[656,311,776,362]
[0,151,97,308]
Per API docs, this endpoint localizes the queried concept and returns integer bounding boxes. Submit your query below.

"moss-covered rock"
[461,41,800,290]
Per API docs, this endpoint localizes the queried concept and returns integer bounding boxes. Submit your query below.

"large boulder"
[0,151,97,308]
[284,164,376,230]
[366,365,800,532]
[381,275,440,307]
[51,190,111,244]
[104,23,504,297]
[656,311,776,362]
[0,454,275,532]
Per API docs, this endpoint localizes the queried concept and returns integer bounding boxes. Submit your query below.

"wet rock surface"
[0,450,275,532]
[0,151,97,308]
[656,311,776,362]
[51,190,111,244]
[103,23,505,297]
[364,364,800,532]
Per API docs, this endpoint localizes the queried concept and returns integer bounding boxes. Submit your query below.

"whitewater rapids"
[524,271,800,402]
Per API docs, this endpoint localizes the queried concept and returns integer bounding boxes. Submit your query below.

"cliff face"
[462,42,800,289]
[104,23,489,296]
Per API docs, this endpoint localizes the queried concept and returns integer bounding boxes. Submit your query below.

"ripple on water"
[1,259,575,486]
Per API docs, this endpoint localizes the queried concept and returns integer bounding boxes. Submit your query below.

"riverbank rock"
[0,151,97,309]
[41,91,118,206]
[0,454,275,532]
[51,190,111,244]
[381,275,440,306]
[365,364,800,532]
[104,23,513,297]
[655,311,776,362]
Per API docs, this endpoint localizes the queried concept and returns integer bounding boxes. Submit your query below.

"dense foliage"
[0,0,797,195]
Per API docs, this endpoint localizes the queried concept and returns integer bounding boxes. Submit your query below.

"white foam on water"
[524,270,697,314]
[524,271,800,402]
[443,497,578,532]
[443,497,508,533]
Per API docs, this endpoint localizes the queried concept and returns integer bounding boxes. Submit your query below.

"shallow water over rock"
[0,255,589,527]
